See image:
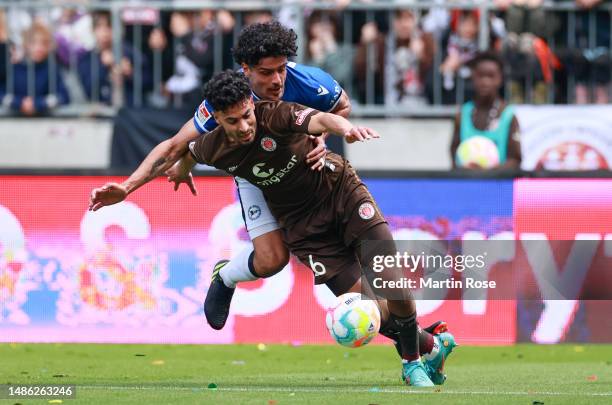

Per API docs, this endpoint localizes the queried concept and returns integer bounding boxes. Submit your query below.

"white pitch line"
[78,385,612,397]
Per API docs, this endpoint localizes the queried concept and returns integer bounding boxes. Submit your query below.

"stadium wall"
[0,118,453,170]
[1,175,610,345]
[0,119,113,168]
[4,104,612,171]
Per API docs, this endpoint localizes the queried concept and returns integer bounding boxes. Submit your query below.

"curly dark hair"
[468,51,504,74]
[203,70,252,112]
[232,20,298,66]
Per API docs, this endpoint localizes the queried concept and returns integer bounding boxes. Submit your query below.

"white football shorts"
[235,176,281,239]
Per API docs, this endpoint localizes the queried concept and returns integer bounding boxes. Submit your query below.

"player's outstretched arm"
[88,119,200,211]
[306,90,352,171]
[123,119,201,195]
[307,112,380,144]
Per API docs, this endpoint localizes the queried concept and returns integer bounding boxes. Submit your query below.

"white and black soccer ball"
[325,292,381,348]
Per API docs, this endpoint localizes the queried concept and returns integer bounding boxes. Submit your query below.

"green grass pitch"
[1,343,611,404]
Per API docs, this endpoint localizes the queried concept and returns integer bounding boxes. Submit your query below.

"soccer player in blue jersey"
[193,23,349,134]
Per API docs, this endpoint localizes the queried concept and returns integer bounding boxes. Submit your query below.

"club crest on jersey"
[358,202,376,220]
[295,108,314,126]
[248,205,261,220]
[261,137,277,152]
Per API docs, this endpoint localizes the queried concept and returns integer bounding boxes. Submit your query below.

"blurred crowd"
[0,0,611,116]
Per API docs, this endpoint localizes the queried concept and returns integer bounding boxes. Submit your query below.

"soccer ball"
[456,136,500,169]
[325,293,381,348]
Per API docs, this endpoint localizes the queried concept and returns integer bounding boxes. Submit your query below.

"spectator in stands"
[497,0,559,104]
[123,6,164,83]
[3,7,39,63]
[0,9,7,82]
[354,10,435,106]
[421,0,452,40]
[439,10,480,102]
[182,10,232,101]
[496,0,549,39]
[77,12,152,106]
[146,11,176,106]
[148,10,233,108]
[354,17,388,104]
[54,8,95,67]
[559,0,611,104]
[450,52,521,169]
[305,11,353,88]
[0,21,70,116]
[351,7,390,104]
[385,9,434,107]
[160,11,200,106]
[244,10,274,26]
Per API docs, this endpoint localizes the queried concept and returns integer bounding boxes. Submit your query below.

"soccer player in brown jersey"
[88,69,457,386]
[182,70,457,386]
[88,21,349,331]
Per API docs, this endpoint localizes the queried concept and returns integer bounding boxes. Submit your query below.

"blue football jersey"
[192,62,343,134]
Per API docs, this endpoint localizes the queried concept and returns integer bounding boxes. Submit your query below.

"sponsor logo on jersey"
[317,85,329,96]
[252,163,275,178]
[295,108,314,126]
[261,137,277,152]
[197,102,211,123]
[358,202,376,220]
[228,165,237,173]
[255,155,298,186]
[247,205,261,220]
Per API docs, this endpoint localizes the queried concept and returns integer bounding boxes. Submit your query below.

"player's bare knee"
[251,230,288,277]
[253,247,289,277]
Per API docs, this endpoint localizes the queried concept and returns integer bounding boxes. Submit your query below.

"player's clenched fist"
[343,126,380,143]
[88,182,128,211]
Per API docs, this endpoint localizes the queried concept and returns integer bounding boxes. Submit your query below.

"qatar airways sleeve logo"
[295,108,314,126]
